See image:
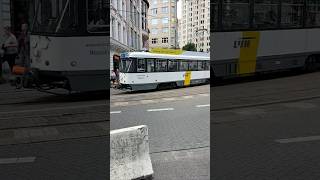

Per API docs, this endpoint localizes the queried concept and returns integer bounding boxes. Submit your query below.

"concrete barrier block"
[111,125,153,180]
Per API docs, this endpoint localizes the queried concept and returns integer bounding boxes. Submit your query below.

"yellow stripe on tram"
[237,31,260,75]
[184,71,191,86]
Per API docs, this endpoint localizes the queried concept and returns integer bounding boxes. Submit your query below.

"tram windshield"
[120,58,137,73]
[31,0,108,34]
[31,0,78,34]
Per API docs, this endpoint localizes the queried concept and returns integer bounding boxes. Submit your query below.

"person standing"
[18,23,30,67]
[1,26,18,72]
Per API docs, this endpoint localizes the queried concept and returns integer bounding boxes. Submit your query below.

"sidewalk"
[151,147,210,180]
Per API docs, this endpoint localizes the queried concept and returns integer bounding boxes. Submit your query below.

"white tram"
[211,0,320,79]
[14,0,108,93]
[118,52,210,91]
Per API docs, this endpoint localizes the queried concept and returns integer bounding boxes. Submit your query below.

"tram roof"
[121,52,210,61]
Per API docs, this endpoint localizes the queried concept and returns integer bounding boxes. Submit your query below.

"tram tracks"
[212,94,320,112]
[0,109,109,146]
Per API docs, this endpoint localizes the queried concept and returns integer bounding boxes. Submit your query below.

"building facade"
[110,0,149,73]
[179,0,210,52]
[148,0,178,49]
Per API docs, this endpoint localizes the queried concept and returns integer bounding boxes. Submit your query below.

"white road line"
[183,96,194,99]
[114,102,129,106]
[147,108,174,112]
[199,94,210,97]
[162,97,176,101]
[0,157,36,165]
[196,104,210,108]
[140,100,156,104]
[275,135,320,144]
[110,111,122,114]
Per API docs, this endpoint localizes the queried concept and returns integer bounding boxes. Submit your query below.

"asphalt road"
[0,83,109,180]
[212,72,320,179]
[111,85,210,180]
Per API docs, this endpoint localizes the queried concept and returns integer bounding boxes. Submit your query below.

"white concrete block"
[110,125,153,180]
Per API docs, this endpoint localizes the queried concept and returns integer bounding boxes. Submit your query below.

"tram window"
[179,60,189,71]
[137,59,146,72]
[306,0,320,27]
[147,59,155,72]
[198,61,205,71]
[204,61,210,70]
[32,0,81,34]
[281,0,304,28]
[222,0,250,30]
[87,0,108,33]
[254,0,279,29]
[155,59,168,72]
[168,60,179,72]
[189,61,198,71]
[121,58,137,73]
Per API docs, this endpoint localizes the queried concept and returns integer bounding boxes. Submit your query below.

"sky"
[177,0,182,19]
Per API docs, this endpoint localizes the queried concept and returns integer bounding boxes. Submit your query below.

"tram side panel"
[120,71,210,91]
[29,35,108,91]
[212,29,320,78]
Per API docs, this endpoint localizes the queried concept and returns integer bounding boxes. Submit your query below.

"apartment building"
[110,0,149,73]
[179,0,210,52]
[148,0,178,49]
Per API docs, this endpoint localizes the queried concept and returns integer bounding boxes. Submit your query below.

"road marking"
[111,111,122,114]
[140,100,155,104]
[183,96,194,99]
[199,94,210,97]
[147,108,174,112]
[114,102,129,106]
[162,97,176,101]
[196,104,210,108]
[275,135,320,144]
[0,157,36,165]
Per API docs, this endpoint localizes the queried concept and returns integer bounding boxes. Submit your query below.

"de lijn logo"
[233,37,256,48]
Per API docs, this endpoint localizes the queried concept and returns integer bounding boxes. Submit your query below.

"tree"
[182,42,197,51]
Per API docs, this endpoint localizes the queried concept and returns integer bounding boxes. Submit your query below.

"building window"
[152,38,158,44]
[162,7,168,13]
[151,8,158,15]
[162,27,169,33]
[153,0,157,5]
[162,17,169,24]
[151,29,158,34]
[162,0,168,3]
[162,37,169,43]
[152,18,158,25]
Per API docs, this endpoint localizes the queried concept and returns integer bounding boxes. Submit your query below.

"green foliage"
[182,42,197,51]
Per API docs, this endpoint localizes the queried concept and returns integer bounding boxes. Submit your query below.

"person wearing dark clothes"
[2,26,18,72]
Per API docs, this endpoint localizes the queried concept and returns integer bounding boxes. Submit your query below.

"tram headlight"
[70,61,77,67]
